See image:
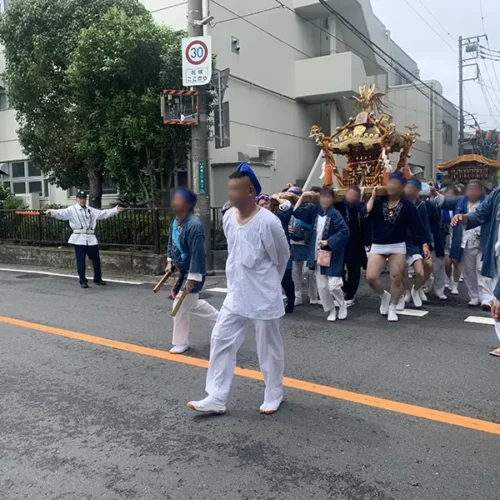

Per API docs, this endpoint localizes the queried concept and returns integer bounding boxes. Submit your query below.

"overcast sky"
[370,0,500,131]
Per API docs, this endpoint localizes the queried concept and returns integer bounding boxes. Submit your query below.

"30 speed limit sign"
[182,36,212,87]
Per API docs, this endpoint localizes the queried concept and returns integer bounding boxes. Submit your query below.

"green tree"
[67,8,190,207]
[0,0,148,207]
[0,184,27,209]
[471,130,500,160]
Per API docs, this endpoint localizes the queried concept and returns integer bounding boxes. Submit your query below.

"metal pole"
[458,35,464,156]
[187,0,214,271]
[217,70,224,148]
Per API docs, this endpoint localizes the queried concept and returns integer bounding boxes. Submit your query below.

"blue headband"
[288,187,303,195]
[237,163,262,195]
[389,172,407,186]
[407,179,422,190]
[175,189,197,207]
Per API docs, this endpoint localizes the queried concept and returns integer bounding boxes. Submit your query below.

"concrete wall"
[0,245,167,275]
[387,81,458,179]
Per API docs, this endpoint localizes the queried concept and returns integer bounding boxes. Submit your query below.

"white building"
[0,0,458,207]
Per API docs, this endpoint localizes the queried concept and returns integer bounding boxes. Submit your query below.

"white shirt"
[50,204,119,246]
[496,222,500,258]
[223,207,290,320]
[461,201,481,249]
[314,214,327,260]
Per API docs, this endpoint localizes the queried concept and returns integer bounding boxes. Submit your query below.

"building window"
[29,181,43,195]
[0,160,49,199]
[0,87,7,111]
[443,122,453,146]
[12,182,26,194]
[11,162,26,178]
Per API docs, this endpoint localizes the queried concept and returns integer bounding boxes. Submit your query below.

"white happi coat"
[50,204,119,246]
[222,207,290,319]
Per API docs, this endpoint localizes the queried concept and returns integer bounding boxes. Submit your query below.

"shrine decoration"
[309,84,419,198]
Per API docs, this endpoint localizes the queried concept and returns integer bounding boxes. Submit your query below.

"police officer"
[46,190,123,288]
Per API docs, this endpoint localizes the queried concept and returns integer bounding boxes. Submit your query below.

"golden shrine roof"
[437,154,500,170]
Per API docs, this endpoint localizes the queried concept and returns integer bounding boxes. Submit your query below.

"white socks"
[170,344,189,354]
[388,303,398,322]
[187,396,226,414]
[379,291,391,315]
[259,396,284,414]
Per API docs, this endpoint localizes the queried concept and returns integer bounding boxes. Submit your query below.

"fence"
[0,208,227,254]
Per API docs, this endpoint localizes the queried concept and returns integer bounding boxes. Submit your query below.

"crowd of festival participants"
[46,163,500,415]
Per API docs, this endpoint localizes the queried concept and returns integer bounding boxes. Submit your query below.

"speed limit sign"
[182,36,212,87]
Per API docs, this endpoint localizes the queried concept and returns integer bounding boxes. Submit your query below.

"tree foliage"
[470,130,500,160]
[0,0,190,207]
[67,8,189,207]
[0,184,27,209]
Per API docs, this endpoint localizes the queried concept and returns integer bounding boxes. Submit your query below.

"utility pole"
[458,36,464,156]
[458,34,486,156]
[187,0,213,271]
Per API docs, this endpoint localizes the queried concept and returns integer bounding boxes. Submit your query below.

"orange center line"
[1,315,500,436]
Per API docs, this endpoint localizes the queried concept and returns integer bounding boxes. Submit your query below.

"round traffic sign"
[185,40,209,65]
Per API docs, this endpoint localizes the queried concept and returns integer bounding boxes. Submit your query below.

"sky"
[370,0,500,131]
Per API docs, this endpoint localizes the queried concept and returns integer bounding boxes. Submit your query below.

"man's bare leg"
[388,254,405,303]
[413,260,425,291]
[366,254,391,315]
[387,254,406,322]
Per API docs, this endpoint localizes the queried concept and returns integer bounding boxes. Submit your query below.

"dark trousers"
[342,260,361,300]
[74,245,102,284]
[281,268,295,305]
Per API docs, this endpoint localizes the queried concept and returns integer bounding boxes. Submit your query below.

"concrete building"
[0,0,458,207]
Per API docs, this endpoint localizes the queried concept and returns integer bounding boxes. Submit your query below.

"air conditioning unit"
[16,193,40,209]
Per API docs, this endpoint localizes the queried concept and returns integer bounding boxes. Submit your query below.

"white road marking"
[0,267,146,285]
[397,309,429,317]
[465,316,495,326]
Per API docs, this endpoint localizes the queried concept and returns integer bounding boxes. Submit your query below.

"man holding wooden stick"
[167,189,218,354]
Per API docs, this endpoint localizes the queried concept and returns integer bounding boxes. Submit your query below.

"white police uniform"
[48,191,120,287]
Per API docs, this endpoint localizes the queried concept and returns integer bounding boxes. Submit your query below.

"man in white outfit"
[46,190,123,288]
[187,163,290,415]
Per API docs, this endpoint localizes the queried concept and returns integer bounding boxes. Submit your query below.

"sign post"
[185,1,213,271]
[182,36,213,87]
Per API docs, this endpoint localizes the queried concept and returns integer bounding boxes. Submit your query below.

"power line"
[315,0,471,122]
[210,1,312,58]
[414,0,455,41]
[402,0,456,53]
[274,0,469,124]
[212,5,282,26]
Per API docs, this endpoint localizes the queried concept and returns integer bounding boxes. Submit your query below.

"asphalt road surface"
[1,268,499,500]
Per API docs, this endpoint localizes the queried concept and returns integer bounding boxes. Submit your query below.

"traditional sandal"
[489,348,500,357]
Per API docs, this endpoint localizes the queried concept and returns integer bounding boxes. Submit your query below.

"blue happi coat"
[167,213,207,294]
[441,195,486,262]
[289,202,315,262]
[294,204,350,277]
[465,187,500,279]
[425,199,445,258]
[275,204,294,270]
[406,199,431,256]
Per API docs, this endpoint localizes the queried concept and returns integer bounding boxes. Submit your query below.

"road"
[1,268,499,500]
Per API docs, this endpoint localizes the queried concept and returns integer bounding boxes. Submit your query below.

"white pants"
[206,306,284,405]
[172,293,219,346]
[461,247,494,305]
[432,252,446,294]
[292,261,318,302]
[315,267,344,312]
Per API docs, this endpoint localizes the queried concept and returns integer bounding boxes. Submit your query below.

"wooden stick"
[171,289,188,317]
[153,270,173,293]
